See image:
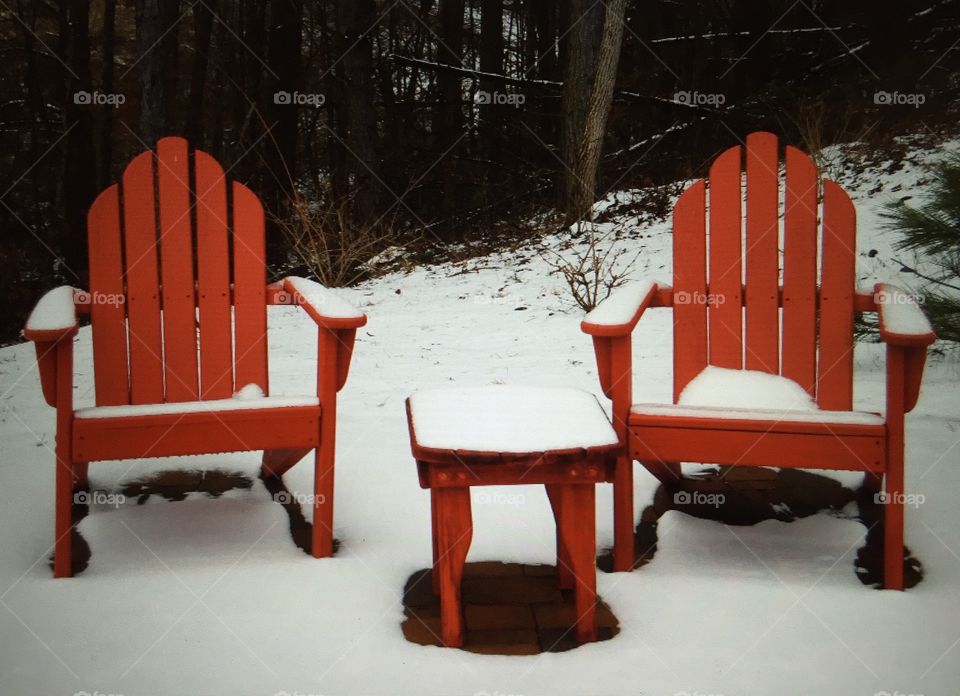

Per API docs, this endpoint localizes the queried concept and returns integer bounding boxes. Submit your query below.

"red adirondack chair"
[582,131,935,590]
[23,136,366,577]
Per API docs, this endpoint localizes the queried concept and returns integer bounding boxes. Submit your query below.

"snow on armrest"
[874,283,936,347]
[23,286,80,342]
[581,280,659,336]
[282,276,367,329]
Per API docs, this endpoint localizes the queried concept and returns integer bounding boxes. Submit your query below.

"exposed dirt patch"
[401,561,619,654]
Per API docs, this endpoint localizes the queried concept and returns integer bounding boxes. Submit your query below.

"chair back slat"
[743,132,779,372]
[86,138,270,406]
[781,146,819,395]
[122,151,165,404]
[88,186,130,406]
[232,182,269,394]
[672,180,708,400]
[707,145,744,368]
[817,180,856,409]
[672,132,859,411]
[157,137,200,401]
[194,150,234,399]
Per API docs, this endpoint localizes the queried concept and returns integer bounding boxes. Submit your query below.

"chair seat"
[73,397,321,462]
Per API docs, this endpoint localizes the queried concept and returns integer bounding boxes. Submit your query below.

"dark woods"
[1,0,957,342]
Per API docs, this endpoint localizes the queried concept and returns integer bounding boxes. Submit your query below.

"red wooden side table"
[405,386,620,647]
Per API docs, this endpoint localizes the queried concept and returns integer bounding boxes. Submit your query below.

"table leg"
[546,484,574,590]
[555,483,597,643]
[434,486,473,647]
[431,488,440,594]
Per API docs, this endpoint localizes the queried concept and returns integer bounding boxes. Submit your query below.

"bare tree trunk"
[437,0,464,223]
[185,0,214,146]
[335,0,381,226]
[63,0,96,282]
[135,0,179,146]
[561,0,625,222]
[98,0,116,189]
[479,0,503,163]
[559,0,602,214]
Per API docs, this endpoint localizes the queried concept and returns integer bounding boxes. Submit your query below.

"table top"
[406,386,620,464]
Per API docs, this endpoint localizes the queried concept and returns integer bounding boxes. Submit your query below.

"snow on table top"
[632,366,883,425]
[24,285,77,332]
[876,285,934,336]
[285,276,365,319]
[408,385,618,453]
[582,279,657,326]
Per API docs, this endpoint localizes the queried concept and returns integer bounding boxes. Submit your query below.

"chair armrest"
[273,277,367,329]
[581,280,660,337]
[874,283,936,347]
[23,286,81,343]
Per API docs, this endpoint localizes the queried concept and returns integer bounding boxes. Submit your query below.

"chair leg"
[73,461,89,491]
[883,459,905,591]
[556,484,598,643]
[434,487,473,647]
[431,488,440,594]
[612,456,635,572]
[312,439,335,558]
[54,444,73,578]
[546,484,574,589]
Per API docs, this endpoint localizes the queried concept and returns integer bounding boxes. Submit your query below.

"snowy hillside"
[1,139,959,696]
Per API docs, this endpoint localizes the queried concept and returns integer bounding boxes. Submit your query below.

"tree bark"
[98,0,116,189]
[561,0,625,222]
[335,0,382,226]
[62,0,96,281]
[135,0,179,146]
[479,0,503,163]
[185,0,214,146]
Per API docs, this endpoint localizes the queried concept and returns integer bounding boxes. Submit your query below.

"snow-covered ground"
[2,139,959,696]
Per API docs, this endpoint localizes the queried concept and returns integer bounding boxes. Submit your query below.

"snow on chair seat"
[631,366,884,428]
